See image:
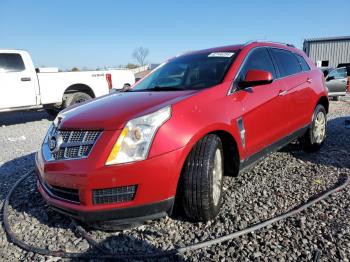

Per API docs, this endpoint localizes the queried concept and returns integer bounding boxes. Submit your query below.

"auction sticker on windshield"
[208,52,235,58]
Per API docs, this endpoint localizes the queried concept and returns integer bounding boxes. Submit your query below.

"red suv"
[36,41,328,224]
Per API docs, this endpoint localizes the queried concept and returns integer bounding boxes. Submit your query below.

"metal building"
[303,36,350,68]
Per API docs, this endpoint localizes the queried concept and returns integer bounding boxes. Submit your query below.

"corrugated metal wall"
[306,40,350,67]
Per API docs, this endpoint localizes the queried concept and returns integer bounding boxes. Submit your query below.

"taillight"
[106,73,112,90]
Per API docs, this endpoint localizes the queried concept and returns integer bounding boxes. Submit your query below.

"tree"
[71,67,80,72]
[132,47,149,66]
[126,63,139,69]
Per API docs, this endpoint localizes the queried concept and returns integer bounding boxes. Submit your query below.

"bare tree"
[132,47,149,66]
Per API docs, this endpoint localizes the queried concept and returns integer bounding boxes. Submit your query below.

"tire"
[334,96,340,101]
[122,84,131,91]
[181,134,224,221]
[64,92,92,108]
[44,103,63,117]
[45,108,59,117]
[300,104,327,152]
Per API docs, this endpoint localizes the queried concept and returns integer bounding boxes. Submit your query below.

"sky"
[0,0,349,70]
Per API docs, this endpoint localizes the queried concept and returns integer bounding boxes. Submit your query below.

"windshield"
[130,51,237,92]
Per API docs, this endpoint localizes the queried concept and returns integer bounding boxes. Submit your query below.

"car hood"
[57,91,197,130]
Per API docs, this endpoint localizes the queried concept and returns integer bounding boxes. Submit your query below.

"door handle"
[21,77,31,82]
[306,78,313,83]
[278,90,288,96]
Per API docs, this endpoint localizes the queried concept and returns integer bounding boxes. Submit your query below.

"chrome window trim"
[227,46,311,96]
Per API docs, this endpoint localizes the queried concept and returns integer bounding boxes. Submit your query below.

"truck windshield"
[130,51,237,92]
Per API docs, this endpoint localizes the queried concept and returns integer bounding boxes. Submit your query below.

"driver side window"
[237,47,276,82]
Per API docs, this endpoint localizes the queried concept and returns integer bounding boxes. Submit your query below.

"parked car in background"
[0,50,135,115]
[36,41,329,225]
[325,67,348,100]
[319,66,334,77]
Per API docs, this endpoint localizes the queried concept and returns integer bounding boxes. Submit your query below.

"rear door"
[234,47,288,157]
[270,48,312,131]
[0,53,36,109]
[325,68,348,95]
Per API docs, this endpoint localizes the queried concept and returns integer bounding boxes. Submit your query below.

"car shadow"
[0,110,54,126]
[279,116,350,169]
[69,234,184,261]
[0,153,184,261]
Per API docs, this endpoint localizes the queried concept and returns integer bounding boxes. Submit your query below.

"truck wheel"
[334,96,340,101]
[64,92,92,108]
[300,104,327,152]
[181,134,224,221]
[45,108,59,117]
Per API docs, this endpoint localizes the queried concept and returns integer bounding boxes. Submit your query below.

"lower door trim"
[239,124,309,174]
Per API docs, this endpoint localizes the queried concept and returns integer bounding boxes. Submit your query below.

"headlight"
[106,106,171,165]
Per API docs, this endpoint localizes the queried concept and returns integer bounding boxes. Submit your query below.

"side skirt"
[239,125,309,174]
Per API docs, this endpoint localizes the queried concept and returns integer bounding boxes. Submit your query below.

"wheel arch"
[317,96,329,113]
[209,130,240,177]
[64,84,95,98]
[180,127,242,177]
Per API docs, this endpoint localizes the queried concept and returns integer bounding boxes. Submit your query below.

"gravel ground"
[0,96,349,261]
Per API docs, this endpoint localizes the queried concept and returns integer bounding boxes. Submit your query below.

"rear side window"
[271,48,302,77]
[0,54,25,72]
[295,54,311,71]
[238,47,276,80]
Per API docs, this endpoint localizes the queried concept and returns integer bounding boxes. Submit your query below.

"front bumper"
[35,137,185,222]
[38,174,174,223]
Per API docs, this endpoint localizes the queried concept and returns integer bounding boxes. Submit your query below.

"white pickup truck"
[0,49,135,115]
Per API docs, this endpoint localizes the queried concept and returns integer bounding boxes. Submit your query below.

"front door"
[326,68,348,95]
[234,47,288,157]
[0,53,36,109]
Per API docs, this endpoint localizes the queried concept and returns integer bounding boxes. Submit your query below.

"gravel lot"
[0,96,349,261]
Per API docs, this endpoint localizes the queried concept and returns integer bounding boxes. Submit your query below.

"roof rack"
[244,40,295,48]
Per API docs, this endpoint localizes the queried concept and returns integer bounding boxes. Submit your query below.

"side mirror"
[239,69,273,88]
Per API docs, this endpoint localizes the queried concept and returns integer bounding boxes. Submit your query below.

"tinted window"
[238,47,276,81]
[271,49,302,77]
[327,68,347,80]
[0,54,25,72]
[295,54,311,71]
[131,51,237,91]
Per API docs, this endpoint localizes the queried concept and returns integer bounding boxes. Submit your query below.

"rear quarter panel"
[108,70,136,89]
[38,71,110,104]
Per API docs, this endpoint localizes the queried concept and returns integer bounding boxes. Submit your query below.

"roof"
[304,36,350,42]
[179,42,299,58]
[0,49,26,53]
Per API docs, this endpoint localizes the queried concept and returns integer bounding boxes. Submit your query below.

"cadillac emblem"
[48,132,63,153]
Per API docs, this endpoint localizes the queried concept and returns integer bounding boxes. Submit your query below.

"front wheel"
[300,104,327,152]
[181,134,224,222]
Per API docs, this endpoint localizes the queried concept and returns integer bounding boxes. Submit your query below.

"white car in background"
[0,49,135,115]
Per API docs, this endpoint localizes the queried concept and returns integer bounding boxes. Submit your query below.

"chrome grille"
[49,129,101,161]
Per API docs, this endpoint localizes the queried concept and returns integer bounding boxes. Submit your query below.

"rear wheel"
[64,92,92,108]
[300,104,327,152]
[334,96,340,101]
[45,108,59,117]
[181,134,224,222]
